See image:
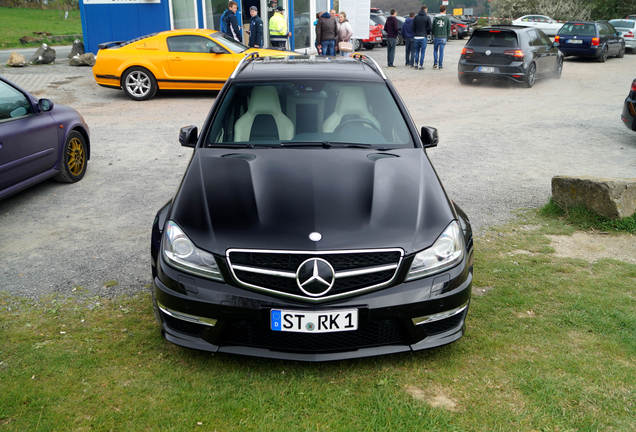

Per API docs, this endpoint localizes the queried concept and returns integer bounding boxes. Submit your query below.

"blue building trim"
[289,0,294,50]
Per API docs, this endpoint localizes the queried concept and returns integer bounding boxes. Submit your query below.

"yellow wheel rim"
[66,137,85,176]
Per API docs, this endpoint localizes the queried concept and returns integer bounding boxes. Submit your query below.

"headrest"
[248,86,282,114]
[335,86,369,115]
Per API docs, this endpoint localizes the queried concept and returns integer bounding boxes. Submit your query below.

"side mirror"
[210,45,226,54]
[179,125,198,148]
[38,98,54,112]
[420,126,438,148]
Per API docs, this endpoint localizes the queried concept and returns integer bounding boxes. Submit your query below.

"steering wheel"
[334,117,382,135]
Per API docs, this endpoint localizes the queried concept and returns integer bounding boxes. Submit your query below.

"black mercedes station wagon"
[150,54,474,361]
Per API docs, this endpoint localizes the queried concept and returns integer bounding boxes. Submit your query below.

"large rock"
[29,43,56,64]
[67,39,85,58]
[69,53,96,66]
[6,52,27,67]
[552,176,636,219]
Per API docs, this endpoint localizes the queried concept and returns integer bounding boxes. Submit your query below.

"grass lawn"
[0,7,82,49]
[1,210,634,431]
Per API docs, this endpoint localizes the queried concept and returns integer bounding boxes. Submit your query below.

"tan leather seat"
[322,86,381,133]
[234,86,294,142]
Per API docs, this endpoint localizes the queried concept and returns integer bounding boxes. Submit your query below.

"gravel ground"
[1,41,634,299]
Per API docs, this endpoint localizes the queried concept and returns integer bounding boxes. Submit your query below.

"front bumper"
[152,250,473,361]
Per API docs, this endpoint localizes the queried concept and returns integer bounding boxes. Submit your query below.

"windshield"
[205,81,414,149]
[211,32,248,53]
[558,23,596,36]
[468,30,518,48]
[609,20,635,29]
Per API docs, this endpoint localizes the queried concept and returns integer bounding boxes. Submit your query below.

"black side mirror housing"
[179,125,198,148]
[38,98,54,112]
[210,45,226,54]
[420,126,439,148]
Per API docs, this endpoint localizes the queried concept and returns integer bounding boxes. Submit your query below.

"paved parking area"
[1,41,635,298]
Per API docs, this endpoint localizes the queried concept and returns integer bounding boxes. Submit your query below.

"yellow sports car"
[93,29,292,101]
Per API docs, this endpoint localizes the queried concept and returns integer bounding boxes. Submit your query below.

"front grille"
[227,249,403,302]
[218,318,406,353]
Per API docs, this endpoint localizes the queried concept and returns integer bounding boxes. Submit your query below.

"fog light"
[411,301,469,326]
[157,301,217,327]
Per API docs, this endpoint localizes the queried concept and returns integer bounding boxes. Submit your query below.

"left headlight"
[162,221,223,281]
[406,221,465,281]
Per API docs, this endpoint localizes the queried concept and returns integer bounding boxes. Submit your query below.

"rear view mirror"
[179,125,198,148]
[420,126,438,148]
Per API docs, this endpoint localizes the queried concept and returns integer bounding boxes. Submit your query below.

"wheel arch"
[70,125,91,160]
[119,63,160,87]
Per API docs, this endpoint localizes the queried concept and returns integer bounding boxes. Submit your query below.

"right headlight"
[162,221,223,281]
[406,221,465,281]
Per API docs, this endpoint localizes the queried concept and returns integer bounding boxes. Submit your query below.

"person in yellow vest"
[269,6,291,49]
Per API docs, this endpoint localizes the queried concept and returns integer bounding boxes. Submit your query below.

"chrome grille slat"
[226,248,404,303]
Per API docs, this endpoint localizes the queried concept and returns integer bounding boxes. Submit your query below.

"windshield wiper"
[280,142,394,150]
[208,143,255,148]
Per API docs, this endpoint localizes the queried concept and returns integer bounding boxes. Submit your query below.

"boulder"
[67,39,85,58]
[30,43,56,65]
[552,176,636,219]
[6,52,27,67]
[69,53,96,66]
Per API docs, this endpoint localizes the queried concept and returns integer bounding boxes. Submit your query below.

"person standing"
[337,12,353,56]
[269,6,291,50]
[412,6,432,70]
[220,1,242,42]
[402,12,415,67]
[384,9,399,67]
[247,6,263,48]
[316,11,338,56]
[432,5,451,69]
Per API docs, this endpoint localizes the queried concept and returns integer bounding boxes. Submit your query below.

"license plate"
[567,39,583,44]
[270,309,358,333]
[477,66,495,73]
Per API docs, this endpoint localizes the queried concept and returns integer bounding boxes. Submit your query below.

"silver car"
[512,15,564,36]
[609,19,636,51]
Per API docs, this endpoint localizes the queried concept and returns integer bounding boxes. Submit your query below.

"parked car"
[511,15,564,36]
[556,21,625,62]
[622,78,636,131]
[352,20,383,51]
[458,26,563,87]
[609,19,636,52]
[150,54,473,361]
[449,16,470,39]
[92,29,292,101]
[0,76,90,200]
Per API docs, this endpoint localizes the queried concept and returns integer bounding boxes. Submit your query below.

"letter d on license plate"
[270,309,358,333]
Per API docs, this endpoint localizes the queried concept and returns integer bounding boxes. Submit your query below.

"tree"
[490,0,590,20]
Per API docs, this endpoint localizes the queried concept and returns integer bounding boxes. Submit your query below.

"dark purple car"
[0,76,90,200]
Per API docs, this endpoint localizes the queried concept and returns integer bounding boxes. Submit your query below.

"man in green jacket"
[432,5,451,69]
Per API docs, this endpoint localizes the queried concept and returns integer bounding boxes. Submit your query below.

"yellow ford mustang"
[93,29,292,101]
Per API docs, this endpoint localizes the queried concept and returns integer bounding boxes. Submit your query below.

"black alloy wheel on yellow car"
[122,66,158,101]
[55,131,88,183]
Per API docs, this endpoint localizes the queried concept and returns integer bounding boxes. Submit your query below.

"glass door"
[171,0,198,29]
[203,0,228,30]
[293,0,310,51]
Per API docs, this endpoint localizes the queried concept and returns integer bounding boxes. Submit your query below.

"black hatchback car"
[556,21,625,62]
[150,54,473,361]
[458,26,563,87]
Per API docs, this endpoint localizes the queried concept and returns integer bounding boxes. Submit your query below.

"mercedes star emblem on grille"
[296,258,335,297]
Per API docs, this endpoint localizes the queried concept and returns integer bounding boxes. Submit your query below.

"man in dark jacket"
[402,12,415,66]
[384,9,399,67]
[316,11,338,56]
[247,6,263,48]
[220,1,242,42]
[412,6,432,69]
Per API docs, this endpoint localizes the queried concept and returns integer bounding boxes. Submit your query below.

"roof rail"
[230,52,260,79]
[351,53,387,80]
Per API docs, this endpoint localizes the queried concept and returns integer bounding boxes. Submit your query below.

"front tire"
[122,66,158,101]
[524,62,537,88]
[55,131,87,183]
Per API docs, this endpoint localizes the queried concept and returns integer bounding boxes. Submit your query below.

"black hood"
[170,148,454,255]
